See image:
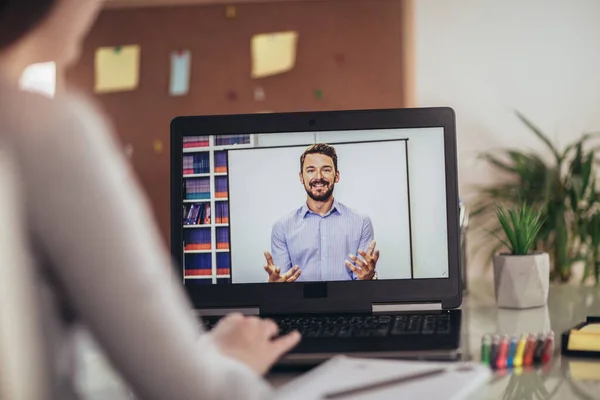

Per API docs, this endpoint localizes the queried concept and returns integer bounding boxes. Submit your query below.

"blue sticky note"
[170,50,191,96]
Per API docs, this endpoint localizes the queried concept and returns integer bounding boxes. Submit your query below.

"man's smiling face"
[300,153,339,202]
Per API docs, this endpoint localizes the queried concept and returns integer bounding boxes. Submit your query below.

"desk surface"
[76,283,600,399]
[266,284,600,399]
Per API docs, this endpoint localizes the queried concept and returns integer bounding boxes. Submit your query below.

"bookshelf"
[182,134,255,284]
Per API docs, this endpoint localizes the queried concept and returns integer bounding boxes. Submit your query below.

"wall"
[66,0,411,244]
[415,0,600,279]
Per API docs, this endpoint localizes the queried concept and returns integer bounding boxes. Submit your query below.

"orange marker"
[523,334,537,366]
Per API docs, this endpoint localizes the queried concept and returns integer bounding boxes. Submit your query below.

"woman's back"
[0,83,276,400]
[0,1,300,396]
[0,141,52,400]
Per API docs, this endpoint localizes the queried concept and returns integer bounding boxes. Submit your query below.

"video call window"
[181,129,449,285]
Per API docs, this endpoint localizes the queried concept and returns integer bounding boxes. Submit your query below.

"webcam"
[309,119,316,126]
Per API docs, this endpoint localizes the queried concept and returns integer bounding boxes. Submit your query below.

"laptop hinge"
[195,307,260,317]
[372,302,443,313]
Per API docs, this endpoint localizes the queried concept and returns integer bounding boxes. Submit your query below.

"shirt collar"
[301,198,342,218]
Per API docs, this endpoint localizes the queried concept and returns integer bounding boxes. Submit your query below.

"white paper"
[170,50,191,96]
[274,356,491,400]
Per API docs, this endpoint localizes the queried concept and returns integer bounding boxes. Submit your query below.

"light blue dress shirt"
[270,199,374,281]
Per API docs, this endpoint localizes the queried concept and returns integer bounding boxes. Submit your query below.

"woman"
[0,1,300,399]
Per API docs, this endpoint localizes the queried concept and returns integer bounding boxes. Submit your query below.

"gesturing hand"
[209,313,301,375]
[345,240,380,280]
[263,251,302,282]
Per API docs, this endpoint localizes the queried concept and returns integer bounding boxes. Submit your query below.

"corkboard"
[65,0,411,244]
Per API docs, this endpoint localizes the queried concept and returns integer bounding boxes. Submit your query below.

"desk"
[75,283,600,399]
[266,284,600,399]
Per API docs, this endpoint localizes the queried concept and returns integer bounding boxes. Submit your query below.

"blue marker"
[507,336,518,368]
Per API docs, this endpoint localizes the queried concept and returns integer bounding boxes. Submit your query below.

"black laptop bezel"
[170,107,461,313]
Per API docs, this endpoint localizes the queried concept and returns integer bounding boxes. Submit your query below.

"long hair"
[0,0,57,50]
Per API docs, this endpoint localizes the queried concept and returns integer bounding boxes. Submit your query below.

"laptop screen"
[180,127,448,285]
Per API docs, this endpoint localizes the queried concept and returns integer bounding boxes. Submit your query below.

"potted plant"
[493,202,549,309]
[473,111,600,285]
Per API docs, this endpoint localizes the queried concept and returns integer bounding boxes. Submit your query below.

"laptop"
[170,107,462,366]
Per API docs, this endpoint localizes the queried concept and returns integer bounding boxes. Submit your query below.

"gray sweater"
[0,83,273,400]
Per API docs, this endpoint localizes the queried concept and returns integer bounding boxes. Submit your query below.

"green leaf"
[515,110,561,163]
[478,152,521,175]
[494,202,544,255]
[581,152,594,195]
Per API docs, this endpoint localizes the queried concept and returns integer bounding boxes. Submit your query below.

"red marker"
[496,335,510,369]
[542,331,555,364]
[523,334,537,366]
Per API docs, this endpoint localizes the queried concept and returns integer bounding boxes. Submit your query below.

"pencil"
[323,367,447,399]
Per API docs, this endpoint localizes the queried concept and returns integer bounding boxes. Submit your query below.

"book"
[185,178,211,200]
[216,228,230,249]
[215,134,250,146]
[184,253,212,277]
[186,203,200,225]
[204,203,211,225]
[184,229,212,250]
[183,135,210,148]
[215,151,228,173]
[215,176,228,198]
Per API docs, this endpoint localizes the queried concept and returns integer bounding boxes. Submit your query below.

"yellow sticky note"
[251,31,298,78]
[226,5,236,18]
[580,323,600,333]
[569,361,600,380]
[95,45,140,93]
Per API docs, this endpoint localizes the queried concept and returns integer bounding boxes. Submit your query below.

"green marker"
[481,335,491,366]
[314,89,323,100]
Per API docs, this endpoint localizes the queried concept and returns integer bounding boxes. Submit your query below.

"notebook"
[274,356,491,400]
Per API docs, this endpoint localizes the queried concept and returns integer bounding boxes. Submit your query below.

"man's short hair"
[300,143,338,172]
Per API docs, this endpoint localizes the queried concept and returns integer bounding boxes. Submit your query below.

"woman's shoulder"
[0,85,119,160]
[0,83,113,143]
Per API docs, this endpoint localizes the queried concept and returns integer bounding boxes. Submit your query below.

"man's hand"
[345,240,380,280]
[263,251,302,282]
[209,313,301,375]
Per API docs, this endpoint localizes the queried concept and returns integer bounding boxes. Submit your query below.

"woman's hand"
[209,313,301,375]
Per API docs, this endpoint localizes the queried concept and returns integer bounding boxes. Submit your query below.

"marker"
[533,332,545,364]
[542,331,555,364]
[523,334,537,366]
[513,334,527,368]
[481,335,491,366]
[490,335,500,369]
[507,336,518,368]
[496,335,510,369]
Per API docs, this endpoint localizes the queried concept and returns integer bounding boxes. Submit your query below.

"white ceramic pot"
[493,252,550,309]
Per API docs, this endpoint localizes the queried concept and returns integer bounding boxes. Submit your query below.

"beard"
[305,179,335,202]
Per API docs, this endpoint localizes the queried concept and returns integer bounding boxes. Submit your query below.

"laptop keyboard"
[201,313,451,338]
